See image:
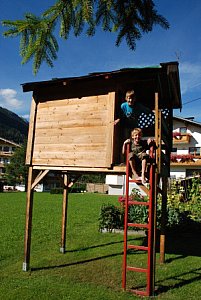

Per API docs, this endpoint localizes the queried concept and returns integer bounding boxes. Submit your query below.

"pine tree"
[2,0,169,75]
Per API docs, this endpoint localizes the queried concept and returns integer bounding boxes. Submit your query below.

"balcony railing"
[170,154,201,166]
[0,151,13,156]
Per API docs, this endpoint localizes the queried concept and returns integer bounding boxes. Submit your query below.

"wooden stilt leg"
[60,173,69,253]
[23,167,34,271]
[160,177,168,264]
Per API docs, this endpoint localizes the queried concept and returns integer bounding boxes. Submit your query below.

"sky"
[1,0,201,122]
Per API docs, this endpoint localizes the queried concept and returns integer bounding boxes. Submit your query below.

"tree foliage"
[5,142,28,186]
[2,0,169,74]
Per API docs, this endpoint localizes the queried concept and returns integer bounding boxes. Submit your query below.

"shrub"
[128,205,148,229]
[70,183,86,193]
[50,187,63,194]
[99,177,201,233]
[98,204,124,232]
[50,183,87,194]
[128,189,148,229]
[168,177,201,222]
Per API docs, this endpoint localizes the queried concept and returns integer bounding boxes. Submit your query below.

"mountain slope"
[0,107,29,144]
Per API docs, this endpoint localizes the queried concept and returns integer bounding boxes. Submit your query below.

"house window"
[189,147,201,156]
[180,127,187,134]
[171,147,177,153]
[3,146,9,152]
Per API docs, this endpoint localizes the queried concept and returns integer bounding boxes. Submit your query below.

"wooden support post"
[160,177,168,264]
[154,93,162,176]
[60,173,69,253]
[23,166,34,271]
[152,92,161,291]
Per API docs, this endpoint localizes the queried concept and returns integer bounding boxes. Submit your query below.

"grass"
[0,192,201,299]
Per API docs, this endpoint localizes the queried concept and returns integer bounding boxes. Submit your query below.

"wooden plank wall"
[32,93,115,168]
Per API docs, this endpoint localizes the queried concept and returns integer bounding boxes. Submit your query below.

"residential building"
[171,116,201,178]
[0,137,20,180]
[106,116,201,195]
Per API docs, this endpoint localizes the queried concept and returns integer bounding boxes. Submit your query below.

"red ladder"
[122,144,157,296]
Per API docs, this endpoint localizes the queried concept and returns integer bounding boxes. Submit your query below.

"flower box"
[172,133,191,144]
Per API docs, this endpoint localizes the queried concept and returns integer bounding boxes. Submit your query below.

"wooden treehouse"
[22,61,181,295]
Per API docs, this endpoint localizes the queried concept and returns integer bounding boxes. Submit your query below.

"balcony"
[170,154,201,166]
[172,132,191,144]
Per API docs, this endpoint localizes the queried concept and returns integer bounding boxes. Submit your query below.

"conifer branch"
[2,0,170,74]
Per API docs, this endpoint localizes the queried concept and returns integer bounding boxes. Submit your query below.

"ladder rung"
[127,266,147,273]
[128,223,149,229]
[128,245,148,251]
[129,179,142,183]
[129,200,149,206]
[130,289,148,296]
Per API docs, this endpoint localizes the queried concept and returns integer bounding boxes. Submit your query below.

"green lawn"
[0,192,200,299]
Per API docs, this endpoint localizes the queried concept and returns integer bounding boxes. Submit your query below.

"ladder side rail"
[122,142,130,290]
[147,144,156,296]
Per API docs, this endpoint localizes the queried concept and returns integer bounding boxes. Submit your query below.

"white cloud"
[0,88,23,110]
[179,62,201,95]
[21,114,30,121]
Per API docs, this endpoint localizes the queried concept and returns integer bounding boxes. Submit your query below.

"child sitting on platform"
[122,128,153,184]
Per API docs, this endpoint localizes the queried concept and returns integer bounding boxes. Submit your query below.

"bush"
[168,176,201,223]
[50,183,87,194]
[128,205,148,227]
[99,177,201,233]
[99,185,201,233]
[70,183,86,193]
[50,187,63,194]
[98,204,124,232]
[128,189,149,230]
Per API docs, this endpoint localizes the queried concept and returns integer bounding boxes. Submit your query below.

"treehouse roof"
[22,61,181,110]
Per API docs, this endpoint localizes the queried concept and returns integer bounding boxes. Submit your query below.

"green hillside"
[0,106,29,144]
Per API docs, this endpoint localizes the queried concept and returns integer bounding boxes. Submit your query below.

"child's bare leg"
[141,159,147,184]
[129,159,141,180]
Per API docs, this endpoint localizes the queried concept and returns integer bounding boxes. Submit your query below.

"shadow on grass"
[155,267,201,295]
[31,237,142,272]
[140,221,201,259]
[155,223,201,295]
[66,236,144,253]
[134,223,201,295]
[31,251,123,272]
[160,222,201,258]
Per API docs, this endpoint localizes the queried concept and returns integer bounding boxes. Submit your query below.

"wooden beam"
[68,175,81,188]
[31,169,49,189]
[32,165,126,173]
[155,93,162,175]
[130,179,149,195]
[26,97,37,165]
[60,173,69,253]
[22,166,35,271]
[105,92,115,166]
[160,177,168,264]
